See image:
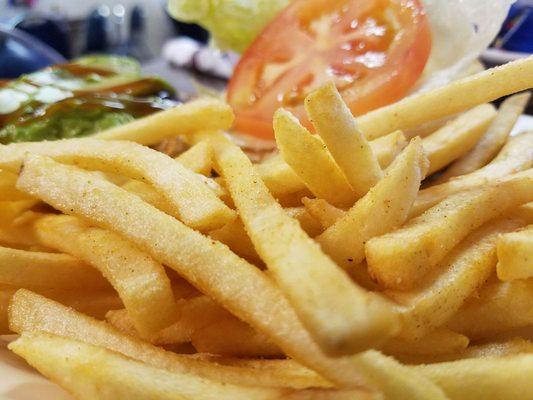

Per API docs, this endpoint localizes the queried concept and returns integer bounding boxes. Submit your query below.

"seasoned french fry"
[0,245,109,290]
[0,170,32,201]
[274,109,357,207]
[208,217,262,265]
[446,280,533,340]
[192,318,283,358]
[317,138,428,269]
[0,200,38,223]
[15,155,379,388]
[414,354,533,400]
[358,56,533,139]
[412,132,533,216]
[436,92,531,182]
[212,134,399,356]
[0,139,235,231]
[371,130,408,168]
[92,98,234,145]
[367,169,533,290]
[305,83,383,197]
[284,207,324,237]
[383,329,469,356]
[388,218,526,339]
[175,140,213,176]
[422,104,496,175]
[301,198,345,230]
[496,225,533,281]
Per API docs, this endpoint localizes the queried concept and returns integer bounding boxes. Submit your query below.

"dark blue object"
[86,7,110,53]
[16,14,71,58]
[499,2,533,53]
[0,25,66,79]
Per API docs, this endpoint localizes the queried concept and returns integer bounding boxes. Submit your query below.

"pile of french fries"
[0,57,532,400]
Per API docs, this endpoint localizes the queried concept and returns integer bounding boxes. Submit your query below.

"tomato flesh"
[227,0,432,139]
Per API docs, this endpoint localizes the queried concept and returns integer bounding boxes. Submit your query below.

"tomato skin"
[227,0,432,139]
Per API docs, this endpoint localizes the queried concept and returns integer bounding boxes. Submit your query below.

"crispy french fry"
[208,217,262,265]
[383,329,469,357]
[34,214,177,335]
[175,140,213,176]
[8,290,332,389]
[212,134,399,356]
[388,218,525,339]
[412,132,533,216]
[367,169,533,290]
[274,109,357,207]
[121,179,176,215]
[0,245,109,290]
[317,138,428,269]
[15,155,377,388]
[284,207,324,237]
[414,354,533,400]
[371,130,408,168]
[0,139,235,231]
[0,170,32,201]
[92,98,234,145]
[422,104,496,175]
[358,56,533,139]
[496,225,533,281]
[436,92,531,182]
[301,198,345,230]
[305,83,383,197]
[9,332,338,400]
[192,318,283,358]
[446,280,533,340]
[0,200,37,223]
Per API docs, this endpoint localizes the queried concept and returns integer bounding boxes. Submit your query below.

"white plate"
[1,115,532,399]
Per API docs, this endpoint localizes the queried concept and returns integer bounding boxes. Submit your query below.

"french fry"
[496,225,533,281]
[274,109,357,207]
[9,332,342,400]
[412,132,533,216]
[0,170,32,201]
[370,130,408,168]
[92,98,234,145]
[15,155,377,388]
[367,169,533,290]
[0,139,235,231]
[414,354,533,400]
[0,245,109,290]
[317,138,428,269]
[34,214,177,335]
[388,217,526,339]
[435,92,531,182]
[0,200,37,223]
[358,56,533,139]
[8,290,332,389]
[383,329,469,356]
[212,134,399,356]
[446,279,533,340]
[284,207,324,237]
[301,198,345,230]
[175,140,213,176]
[422,104,496,175]
[121,179,176,215]
[305,83,383,197]
[192,318,283,358]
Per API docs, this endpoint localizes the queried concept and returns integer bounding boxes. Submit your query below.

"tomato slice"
[227,0,432,139]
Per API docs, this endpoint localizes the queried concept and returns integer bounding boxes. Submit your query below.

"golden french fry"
[92,98,234,145]
[284,207,324,237]
[35,214,177,335]
[175,140,213,176]
[301,198,345,230]
[422,104,496,175]
[388,217,525,339]
[0,245,109,290]
[0,200,38,223]
[274,109,357,207]
[317,138,428,269]
[212,134,399,356]
[412,132,533,216]
[0,170,33,201]
[371,130,408,168]
[192,318,283,358]
[383,329,469,357]
[15,155,376,388]
[0,139,235,231]
[446,279,533,340]
[414,354,533,400]
[121,179,176,215]
[8,290,333,389]
[305,83,383,197]
[367,169,533,290]
[496,225,533,281]
[208,217,262,265]
[436,92,531,182]
[358,56,533,139]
